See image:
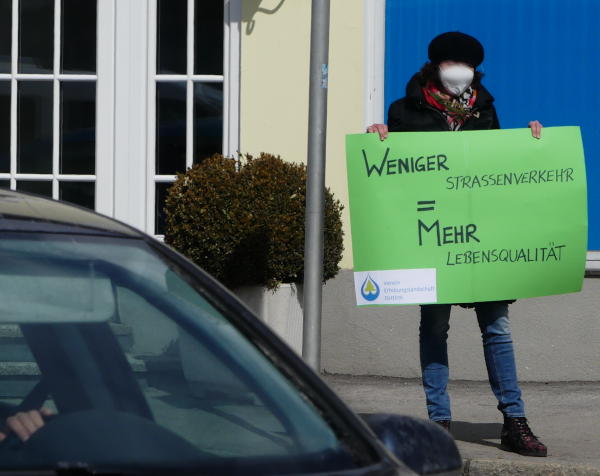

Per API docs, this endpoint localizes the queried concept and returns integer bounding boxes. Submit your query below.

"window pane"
[61,0,97,74]
[155,182,171,235]
[194,0,223,75]
[0,81,9,173]
[0,0,11,73]
[0,180,9,189]
[17,81,53,174]
[156,82,186,175]
[157,0,187,74]
[60,82,96,174]
[193,82,222,163]
[59,181,95,209]
[16,180,52,197]
[19,0,54,74]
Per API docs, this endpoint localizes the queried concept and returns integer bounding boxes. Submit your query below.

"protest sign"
[346,127,587,306]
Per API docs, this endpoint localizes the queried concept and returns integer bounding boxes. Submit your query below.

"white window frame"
[112,0,239,235]
[146,0,241,234]
[0,0,114,214]
[365,0,598,273]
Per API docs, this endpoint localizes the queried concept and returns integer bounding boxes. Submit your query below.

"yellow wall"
[240,0,364,269]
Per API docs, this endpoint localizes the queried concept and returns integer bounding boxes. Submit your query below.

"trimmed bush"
[164,153,344,290]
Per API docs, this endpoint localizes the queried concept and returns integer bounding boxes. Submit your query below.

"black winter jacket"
[387,73,513,307]
[388,73,500,133]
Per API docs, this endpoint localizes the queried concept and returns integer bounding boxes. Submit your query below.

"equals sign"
[417,200,435,212]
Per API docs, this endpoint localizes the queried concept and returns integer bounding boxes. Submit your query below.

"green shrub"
[164,153,344,290]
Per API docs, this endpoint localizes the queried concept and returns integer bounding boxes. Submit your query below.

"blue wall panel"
[385,0,599,249]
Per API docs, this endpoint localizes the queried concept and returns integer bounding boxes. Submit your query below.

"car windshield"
[0,232,373,474]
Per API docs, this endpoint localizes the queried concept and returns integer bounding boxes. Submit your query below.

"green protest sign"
[345,127,587,306]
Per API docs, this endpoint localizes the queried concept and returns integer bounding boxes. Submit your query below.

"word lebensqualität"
[446,244,566,266]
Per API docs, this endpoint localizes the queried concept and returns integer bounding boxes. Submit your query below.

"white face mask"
[439,64,474,96]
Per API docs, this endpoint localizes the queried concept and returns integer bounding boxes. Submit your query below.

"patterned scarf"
[422,81,479,130]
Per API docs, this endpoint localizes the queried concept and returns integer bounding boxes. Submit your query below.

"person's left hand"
[528,120,543,139]
[0,408,54,443]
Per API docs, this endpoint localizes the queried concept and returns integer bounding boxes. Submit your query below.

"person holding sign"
[367,31,547,457]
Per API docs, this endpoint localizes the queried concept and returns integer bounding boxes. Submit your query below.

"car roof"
[0,189,141,237]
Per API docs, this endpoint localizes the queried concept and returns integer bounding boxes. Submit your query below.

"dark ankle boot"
[434,420,451,431]
[501,416,547,457]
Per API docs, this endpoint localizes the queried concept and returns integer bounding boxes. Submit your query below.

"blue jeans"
[419,302,526,421]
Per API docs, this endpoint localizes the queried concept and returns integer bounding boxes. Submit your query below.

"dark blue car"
[0,190,461,475]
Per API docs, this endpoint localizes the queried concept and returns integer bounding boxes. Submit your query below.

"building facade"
[1,0,597,380]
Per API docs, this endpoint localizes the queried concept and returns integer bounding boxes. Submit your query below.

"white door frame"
[113,0,150,230]
[363,0,385,129]
[96,0,116,216]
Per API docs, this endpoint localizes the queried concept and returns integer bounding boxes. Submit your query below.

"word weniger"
[362,148,449,178]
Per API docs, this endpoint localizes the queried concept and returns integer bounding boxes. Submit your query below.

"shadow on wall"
[242,0,286,35]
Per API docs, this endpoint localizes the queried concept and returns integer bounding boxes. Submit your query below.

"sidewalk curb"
[463,459,600,476]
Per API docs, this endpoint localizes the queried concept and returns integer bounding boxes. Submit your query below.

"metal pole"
[302,0,330,371]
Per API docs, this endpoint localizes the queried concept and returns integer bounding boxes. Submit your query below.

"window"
[0,1,239,236]
[0,0,112,212]
[148,0,239,235]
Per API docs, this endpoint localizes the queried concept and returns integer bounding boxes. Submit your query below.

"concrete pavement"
[323,374,600,475]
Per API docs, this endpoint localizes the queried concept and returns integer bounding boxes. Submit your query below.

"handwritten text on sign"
[346,127,587,306]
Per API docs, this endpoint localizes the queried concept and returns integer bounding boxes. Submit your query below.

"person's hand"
[367,123,389,141]
[528,120,543,139]
[0,408,53,442]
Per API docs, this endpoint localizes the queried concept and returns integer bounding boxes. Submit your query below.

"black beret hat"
[428,31,484,67]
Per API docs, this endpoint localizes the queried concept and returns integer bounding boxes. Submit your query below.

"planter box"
[235,284,303,355]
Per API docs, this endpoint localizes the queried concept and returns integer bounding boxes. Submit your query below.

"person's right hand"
[366,123,389,141]
[0,408,53,442]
